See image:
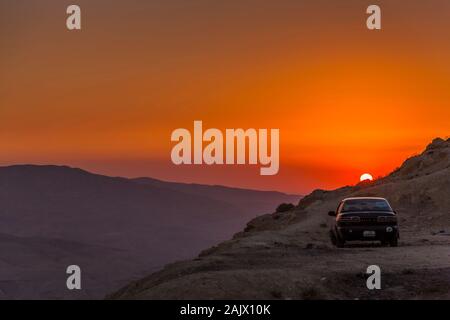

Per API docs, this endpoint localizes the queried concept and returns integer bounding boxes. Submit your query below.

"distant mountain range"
[0,165,299,299]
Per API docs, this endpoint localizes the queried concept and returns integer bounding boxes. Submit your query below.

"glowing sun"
[360,173,374,182]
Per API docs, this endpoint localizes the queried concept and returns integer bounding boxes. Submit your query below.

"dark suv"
[328,197,399,247]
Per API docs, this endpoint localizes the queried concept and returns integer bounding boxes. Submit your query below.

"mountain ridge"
[0,164,299,299]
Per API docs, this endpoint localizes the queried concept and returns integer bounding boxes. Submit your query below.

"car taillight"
[377,216,397,223]
[339,216,360,223]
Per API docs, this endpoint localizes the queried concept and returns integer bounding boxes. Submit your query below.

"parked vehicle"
[328,197,399,247]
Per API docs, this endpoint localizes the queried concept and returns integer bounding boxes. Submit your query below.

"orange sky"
[1,0,449,193]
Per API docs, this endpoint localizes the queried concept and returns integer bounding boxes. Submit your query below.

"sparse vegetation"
[275,203,295,213]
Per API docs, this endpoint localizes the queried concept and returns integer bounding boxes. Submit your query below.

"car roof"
[342,197,388,201]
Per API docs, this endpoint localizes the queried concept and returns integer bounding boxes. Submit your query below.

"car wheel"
[389,238,398,247]
[335,236,345,248]
[329,230,337,246]
[380,240,389,247]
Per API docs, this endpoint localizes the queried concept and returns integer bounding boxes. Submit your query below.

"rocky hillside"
[110,138,450,300]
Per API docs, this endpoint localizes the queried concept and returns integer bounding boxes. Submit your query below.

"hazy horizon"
[0,162,305,195]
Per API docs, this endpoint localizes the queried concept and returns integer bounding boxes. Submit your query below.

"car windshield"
[341,199,392,212]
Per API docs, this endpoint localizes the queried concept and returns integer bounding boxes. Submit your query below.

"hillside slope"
[110,138,450,300]
[0,165,299,299]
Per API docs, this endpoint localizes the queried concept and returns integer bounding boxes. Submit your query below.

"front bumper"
[337,225,399,241]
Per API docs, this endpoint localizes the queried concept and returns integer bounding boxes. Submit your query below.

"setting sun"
[360,173,374,182]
